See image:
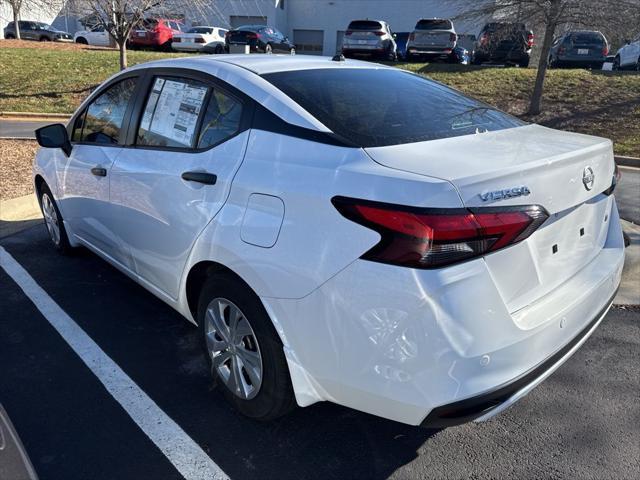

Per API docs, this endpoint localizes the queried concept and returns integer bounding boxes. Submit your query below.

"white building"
[2,0,493,53]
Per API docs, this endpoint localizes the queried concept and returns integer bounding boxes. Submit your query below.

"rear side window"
[348,21,382,31]
[416,19,452,30]
[137,77,242,149]
[263,69,525,148]
[74,77,137,144]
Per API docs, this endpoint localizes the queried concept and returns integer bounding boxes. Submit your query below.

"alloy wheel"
[205,298,263,400]
[41,193,61,246]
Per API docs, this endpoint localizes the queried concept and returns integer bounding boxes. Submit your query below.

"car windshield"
[263,68,525,148]
[348,21,382,31]
[416,19,452,30]
[35,22,51,30]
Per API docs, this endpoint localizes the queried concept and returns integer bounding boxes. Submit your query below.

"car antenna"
[332,53,345,62]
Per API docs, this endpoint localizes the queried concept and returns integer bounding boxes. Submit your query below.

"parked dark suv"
[3,21,73,42]
[225,25,295,54]
[548,31,609,69]
[473,22,534,67]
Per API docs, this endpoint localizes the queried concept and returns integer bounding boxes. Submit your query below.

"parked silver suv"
[342,19,397,61]
[406,18,457,62]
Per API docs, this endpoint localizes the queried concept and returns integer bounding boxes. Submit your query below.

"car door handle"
[181,171,217,185]
[91,167,107,177]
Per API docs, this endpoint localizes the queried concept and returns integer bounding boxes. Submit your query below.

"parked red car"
[128,18,183,50]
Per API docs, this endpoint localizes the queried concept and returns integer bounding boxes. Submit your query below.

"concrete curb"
[615,156,640,168]
[0,111,71,120]
[0,193,42,239]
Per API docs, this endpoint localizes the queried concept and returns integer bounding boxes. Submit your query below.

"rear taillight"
[332,197,548,269]
[409,33,415,41]
[450,33,457,42]
[527,33,534,47]
[602,46,609,55]
[246,32,258,39]
[374,31,385,36]
[558,46,566,55]
[479,33,488,45]
[345,30,353,36]
[195,38,205,43]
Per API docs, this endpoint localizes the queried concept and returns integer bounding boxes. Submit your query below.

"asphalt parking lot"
[1,220,639,480]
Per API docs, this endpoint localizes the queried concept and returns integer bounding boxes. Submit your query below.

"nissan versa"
[33,55,624,427]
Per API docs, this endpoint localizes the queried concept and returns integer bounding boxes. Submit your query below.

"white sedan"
[33,55,624,427]
[613,34,640,70]
[74,24,111,46]
[172,26,227,52]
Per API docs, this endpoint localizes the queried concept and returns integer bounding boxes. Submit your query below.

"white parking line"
[0,246,229,480]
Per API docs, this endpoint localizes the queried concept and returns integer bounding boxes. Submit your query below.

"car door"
[21,22,36,40]
[89,25,110,46]
[625,36,640,66]
[59,74,141,270]
[272,29,288,52]
[108,70,251,300]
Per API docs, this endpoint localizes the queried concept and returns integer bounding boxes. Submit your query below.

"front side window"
[263,68,525,148]
[137,77,242,149]
[76,77,137,144]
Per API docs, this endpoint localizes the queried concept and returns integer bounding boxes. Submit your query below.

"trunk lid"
[365,124,615,313]
[412,31,453,48]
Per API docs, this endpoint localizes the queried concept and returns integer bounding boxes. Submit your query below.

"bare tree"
[1,0,64,39]
[71,0,164,70]
[449,0,640,115]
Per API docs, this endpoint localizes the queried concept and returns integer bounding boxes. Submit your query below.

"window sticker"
[146,79,207,147]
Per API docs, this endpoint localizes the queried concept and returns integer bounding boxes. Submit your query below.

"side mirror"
[35,123,72,156]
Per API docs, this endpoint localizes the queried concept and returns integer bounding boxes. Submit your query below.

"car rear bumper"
[262,199,625,426]
[477,49,529,61]
[557,56,606,65]
[172,44,204,51]
[343,47,385,55]
[420,287,616,427]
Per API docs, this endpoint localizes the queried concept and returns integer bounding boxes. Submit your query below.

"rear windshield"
[263,69,525,148]
[348,20,382,31]
[484,23,526,33]
[569,32,604,44]
[189,27,213,34]
[416,19,452,31]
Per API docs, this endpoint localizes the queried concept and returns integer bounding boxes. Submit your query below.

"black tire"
[471,54,483,65]
[5,34,15,39]
[214,44,223,54]
[39,36,50,42]
[264,43,273,54]
[612,56,621,71]
[197,274,296,421]
[38,183,73,254]
[635,57,640,72]
[518,56,530,68]
[76,37,88,45]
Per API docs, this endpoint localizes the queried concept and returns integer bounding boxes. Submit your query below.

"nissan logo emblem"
[582,166,595,191]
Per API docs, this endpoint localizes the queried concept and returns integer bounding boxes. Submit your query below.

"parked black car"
[548,31,609,69]
[473,22,534,67]
[225,25,295,54]
[3,20,73,42]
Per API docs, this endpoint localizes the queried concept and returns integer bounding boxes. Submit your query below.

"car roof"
[125,54,391,132]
